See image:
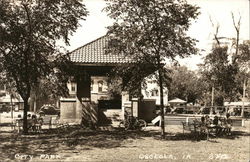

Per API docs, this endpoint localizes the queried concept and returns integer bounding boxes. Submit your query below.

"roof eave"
[71,62,133,67]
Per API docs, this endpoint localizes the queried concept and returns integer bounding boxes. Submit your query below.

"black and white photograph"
[0,0,249,161]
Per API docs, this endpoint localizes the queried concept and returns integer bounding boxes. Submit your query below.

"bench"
[181,121,200,133]
[182,121,211,140]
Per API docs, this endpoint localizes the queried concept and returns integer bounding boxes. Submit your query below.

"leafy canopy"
[168,65,205,104]
[199,45,241,105]
[0,0,87,100]
[104,0,200,93]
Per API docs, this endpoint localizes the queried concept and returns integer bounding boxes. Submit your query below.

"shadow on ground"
[0,126,159,160]
[0,125,249,160]
[158,130,250,142]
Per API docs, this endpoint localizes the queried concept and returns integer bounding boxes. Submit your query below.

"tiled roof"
[69,36,132,64]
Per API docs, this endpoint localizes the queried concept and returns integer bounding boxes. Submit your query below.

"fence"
[164,116,244,127]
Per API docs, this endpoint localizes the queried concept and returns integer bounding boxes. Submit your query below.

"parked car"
[172,107,185,114]
[200,107,210,114]
[38,105,60,116]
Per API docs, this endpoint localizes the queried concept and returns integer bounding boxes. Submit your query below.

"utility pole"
[241,79,246,117]
[211,76,215,113]
[211,85,215,115]
[34,94,37,113]
[10,94,13,119]
[211,85,214,107]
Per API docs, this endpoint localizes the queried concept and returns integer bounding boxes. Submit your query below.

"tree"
[104,0,199,138]
[199,13,244,106]
[0,0,87,134]
[237,40,250,116]
[199,46,240,106]
[29,70,72,113]
[168,65,205,104]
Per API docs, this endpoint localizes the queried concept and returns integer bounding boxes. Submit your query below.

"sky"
[64,0,250,70]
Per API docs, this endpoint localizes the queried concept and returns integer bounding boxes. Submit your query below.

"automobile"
[200,107,210,114]
[165,106,171,114]
[172,107,185,114]
[38,105,60,116]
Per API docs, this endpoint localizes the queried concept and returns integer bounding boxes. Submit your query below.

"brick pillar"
[121,91,130,120]
[132,98,139,118]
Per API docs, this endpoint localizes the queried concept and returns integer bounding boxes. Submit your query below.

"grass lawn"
[0,121,249,162]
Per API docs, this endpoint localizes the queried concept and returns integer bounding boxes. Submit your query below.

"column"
[121,91,130,120]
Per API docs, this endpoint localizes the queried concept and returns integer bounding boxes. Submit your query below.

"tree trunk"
[158,69,165,138]
[23,98,29,134]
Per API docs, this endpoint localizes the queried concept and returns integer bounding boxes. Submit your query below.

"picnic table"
[13,115,79,134]
[182,116,232,140]
[15,116,52,133]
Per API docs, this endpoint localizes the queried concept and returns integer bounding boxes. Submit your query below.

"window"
[91,80,94,92]
[98,81,103,92]
[151,89,159,97]
[71,84,75,92]
[70,83,76,92]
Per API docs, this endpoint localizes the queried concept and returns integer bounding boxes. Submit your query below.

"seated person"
[213,116,219,125]
[30,115,44,132]
[213,116,222,135]
[27,114,32,119]
[205,115,211,126]
[201,116,205,124]
[200,116,208,134]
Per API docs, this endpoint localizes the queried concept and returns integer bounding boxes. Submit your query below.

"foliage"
[104,0,200,137]
[104,0,200,93]
[237,40,250,100]
[237,40,250,76]
[199,45,241,105]
[0,0,87,133]
[168,65,206,104]
[199,13,250,107]
[107,62,159,98]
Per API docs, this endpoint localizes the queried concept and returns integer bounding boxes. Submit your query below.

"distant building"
[0,84,24,112]
[141,78,168,106]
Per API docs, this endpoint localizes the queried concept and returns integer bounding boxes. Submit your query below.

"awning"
[168,98,187,104]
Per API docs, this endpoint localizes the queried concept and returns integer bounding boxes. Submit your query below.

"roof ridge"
[69,35,107,54]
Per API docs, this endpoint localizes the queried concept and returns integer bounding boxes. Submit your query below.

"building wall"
[66,76,110,102]
[60,99,77,123]
[62,76,164,125]
[0,93,24,112]
[62,75,119,125]
[141,79,168,106]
